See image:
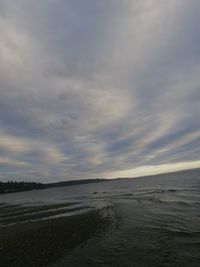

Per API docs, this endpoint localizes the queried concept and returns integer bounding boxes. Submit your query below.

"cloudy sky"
[0,0,200,182]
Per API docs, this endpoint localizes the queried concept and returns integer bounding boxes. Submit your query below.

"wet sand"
[0,206,111,267]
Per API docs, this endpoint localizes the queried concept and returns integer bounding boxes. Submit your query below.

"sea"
[0,169,200,267]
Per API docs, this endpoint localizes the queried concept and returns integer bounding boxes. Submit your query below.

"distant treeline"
[46,178,106,188]
[0,178,107,194]
[0,181,46,194]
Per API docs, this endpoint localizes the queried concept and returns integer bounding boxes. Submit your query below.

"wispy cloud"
[0,0,200,181]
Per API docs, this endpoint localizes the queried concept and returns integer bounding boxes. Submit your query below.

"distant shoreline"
[0,178,107,195]
[1,168,199,195]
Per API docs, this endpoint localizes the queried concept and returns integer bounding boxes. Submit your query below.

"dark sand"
[0,207,111,267]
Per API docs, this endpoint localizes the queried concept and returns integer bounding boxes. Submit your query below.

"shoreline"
[0,208,112,267]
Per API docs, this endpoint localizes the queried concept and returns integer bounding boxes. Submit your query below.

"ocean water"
[1,169,200,266]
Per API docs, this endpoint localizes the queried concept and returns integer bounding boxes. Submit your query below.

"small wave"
[166,189,178,192]
[0,203,92,227]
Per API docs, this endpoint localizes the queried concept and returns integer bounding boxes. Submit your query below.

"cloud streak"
[0,0,200,181]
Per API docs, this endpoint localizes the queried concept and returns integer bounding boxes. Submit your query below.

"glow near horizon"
[104,160,200,179]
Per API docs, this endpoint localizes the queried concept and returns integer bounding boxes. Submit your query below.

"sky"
[0,0,200,182]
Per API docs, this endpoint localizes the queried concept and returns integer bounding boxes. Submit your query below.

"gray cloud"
[0,0,200,182]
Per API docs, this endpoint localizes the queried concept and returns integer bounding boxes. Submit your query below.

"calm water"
[1,169,200,266]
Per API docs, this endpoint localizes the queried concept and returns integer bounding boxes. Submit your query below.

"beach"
[0,205,112,267]
[0,169,200,267]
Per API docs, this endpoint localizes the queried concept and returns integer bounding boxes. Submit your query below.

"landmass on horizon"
[1,168,199,194]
